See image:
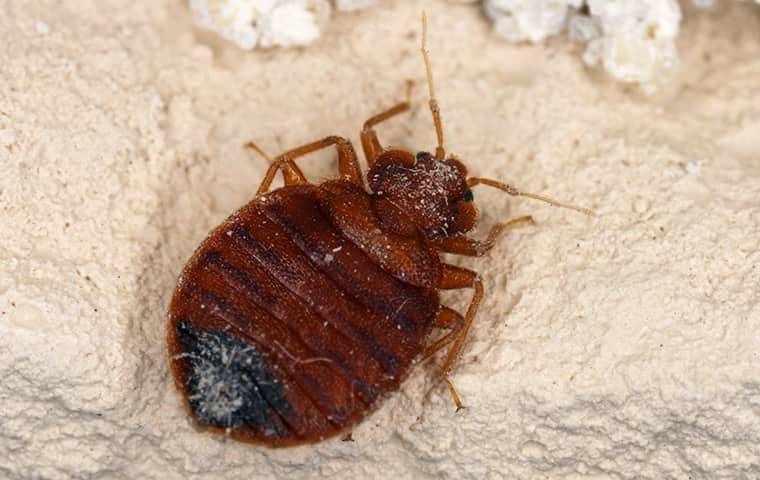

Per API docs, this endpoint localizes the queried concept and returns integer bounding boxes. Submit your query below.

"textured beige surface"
[1,0,759,478]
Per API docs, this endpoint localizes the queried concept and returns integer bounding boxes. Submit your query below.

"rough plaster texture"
[1,0,759,478]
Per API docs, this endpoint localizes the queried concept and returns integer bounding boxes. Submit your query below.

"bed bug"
[167,12,592,447]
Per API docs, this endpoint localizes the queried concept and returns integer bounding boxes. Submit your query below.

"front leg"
[360,81,413,166]
[246,142,307,194]
[429,215,534,256]
[247,136,363,195]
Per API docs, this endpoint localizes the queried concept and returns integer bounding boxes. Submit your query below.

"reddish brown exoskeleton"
[167,12,592,447]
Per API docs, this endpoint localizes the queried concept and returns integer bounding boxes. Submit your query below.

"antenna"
[245,142,273,164]
[467,177,595,216]
[421,11,445,160]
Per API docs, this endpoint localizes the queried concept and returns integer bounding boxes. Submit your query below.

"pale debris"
[693,0,760,7]
[580,0,682,93]
[189,0,374,50]
[0,128,15,146]
[34,20,50,34]
[483,0,583,43]
[473,0,682,93]
[334,0,375,10]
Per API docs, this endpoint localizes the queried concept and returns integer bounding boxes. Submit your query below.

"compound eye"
[416,151,431,162]
[463,190,474,202]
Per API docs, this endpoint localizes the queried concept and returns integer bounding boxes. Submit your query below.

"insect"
[167,13,592,447]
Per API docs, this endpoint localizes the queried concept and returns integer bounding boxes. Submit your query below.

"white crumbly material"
[694,0,760,7]
[2,1,760,479]
[484,0,583,42]
[479,0,681,92]
[582,0,682,93]
[476,0,760,91]
[189,0,373,49]
[334,0,375,10]
[579,0,760,88]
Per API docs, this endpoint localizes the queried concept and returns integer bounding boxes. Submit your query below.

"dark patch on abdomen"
[175,320,291,438]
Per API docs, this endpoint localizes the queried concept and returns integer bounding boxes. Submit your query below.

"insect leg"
[361,81,413,167]
[279,136,363,186]
[252,137,364,195]
[421,306,464,361]
[246,142,307,195]
[252,159,306,195]
[433,265,484,410]
[428,216,534,256]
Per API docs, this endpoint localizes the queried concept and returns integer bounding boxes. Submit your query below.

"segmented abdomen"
[168,184,439,446]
